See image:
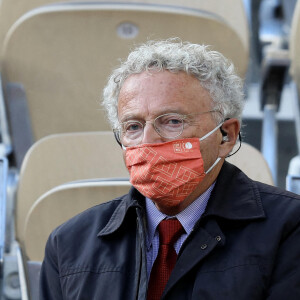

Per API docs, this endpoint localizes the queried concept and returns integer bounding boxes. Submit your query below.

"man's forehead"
[119,71,210,99]
[117,70,213,120]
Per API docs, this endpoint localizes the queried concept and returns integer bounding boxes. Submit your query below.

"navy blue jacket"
[39,162,300,299]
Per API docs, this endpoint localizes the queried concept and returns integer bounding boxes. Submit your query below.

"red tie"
[147,219,184,300]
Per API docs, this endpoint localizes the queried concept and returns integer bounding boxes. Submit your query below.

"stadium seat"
[24,180,131,261]
[226,142,274,186]
[16,131,128,244]
[0,0,76,50]
[0,0,249,64]
[0,1,249,164]
[14,180,130,300]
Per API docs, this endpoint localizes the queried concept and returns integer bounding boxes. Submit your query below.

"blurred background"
[1,0,300,299]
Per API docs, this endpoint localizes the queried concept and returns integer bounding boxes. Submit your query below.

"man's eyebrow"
[119,109,191,123]
[119,114,142,123]
[159,108,188,114]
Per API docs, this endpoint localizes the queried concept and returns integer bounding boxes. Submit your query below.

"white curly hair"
[102,38,245,129]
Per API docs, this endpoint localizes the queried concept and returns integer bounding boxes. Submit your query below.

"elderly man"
[40,39,300,299]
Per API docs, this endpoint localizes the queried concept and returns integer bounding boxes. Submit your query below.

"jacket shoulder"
[218,162,300,224]
[252,180,300,229]
[254,180,300,204]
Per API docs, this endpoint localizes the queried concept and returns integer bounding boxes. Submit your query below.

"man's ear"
[218,118,240,158]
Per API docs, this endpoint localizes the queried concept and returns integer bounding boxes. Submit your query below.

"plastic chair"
[24,180,131,262]
[16,180,130,300]
[16,131,128,243]
[0,0,249,64]
[0,1,249,163]
[0,0,95,50]
[227,142,274,185]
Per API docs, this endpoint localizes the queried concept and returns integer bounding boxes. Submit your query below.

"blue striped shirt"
[145,183,215,279]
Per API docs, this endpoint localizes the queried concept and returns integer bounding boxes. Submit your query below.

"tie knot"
[158,219,184,245]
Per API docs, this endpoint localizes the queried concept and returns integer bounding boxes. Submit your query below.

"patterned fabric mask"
[124,124,222,208]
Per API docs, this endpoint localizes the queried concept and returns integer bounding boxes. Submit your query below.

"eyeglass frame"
[113,110,223,146]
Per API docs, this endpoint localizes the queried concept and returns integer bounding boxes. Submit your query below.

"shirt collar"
[146,183,215,248]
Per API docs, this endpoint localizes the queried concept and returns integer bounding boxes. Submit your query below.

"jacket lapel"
[163,218,225,297]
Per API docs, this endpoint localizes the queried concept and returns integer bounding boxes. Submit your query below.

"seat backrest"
[16,131,128,242]
[0,0,248,59]
[1,1,249,141]
[0,0,111,52]
[24,180,131,261]
[0,0,61,49]
[227,142,274,185]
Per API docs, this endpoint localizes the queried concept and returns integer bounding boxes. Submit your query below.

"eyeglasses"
[114,110,221,147]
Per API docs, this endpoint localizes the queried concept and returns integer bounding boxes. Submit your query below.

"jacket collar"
[203,161,266,221]
[98,161,266,237]
[98,187,144,237]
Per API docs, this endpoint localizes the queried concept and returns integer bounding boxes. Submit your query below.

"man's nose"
[141,122,164,144]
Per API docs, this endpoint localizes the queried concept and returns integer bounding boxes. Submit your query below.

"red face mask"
[124,136,221,209]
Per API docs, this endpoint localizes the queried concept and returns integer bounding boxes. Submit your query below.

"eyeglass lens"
[118,113,184,146]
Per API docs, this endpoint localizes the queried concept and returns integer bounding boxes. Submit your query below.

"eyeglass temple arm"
[113,131,123,148]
